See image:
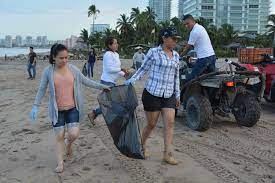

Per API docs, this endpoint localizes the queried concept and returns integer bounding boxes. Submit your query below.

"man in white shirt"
[132,48,145,70]
[181,14,216,81]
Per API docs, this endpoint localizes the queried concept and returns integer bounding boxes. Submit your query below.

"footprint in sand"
[82,167,91,171]
[8,156,18,162]
[0,149,8,154]
[39,124,51,131]
[71,172,81,177]
[21,147,28,151]
[36,165,46,169]
[25,155,36,161]
[40,115,47,119]
[11,129,36,136]
[31,138,41,144]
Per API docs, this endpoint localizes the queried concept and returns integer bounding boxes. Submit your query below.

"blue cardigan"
[34,64,107,125]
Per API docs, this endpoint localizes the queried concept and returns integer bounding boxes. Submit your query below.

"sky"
[0,0,274,40]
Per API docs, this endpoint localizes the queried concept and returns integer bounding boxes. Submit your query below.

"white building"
[64,35,79,49]
[42,36,48,46]
[15,35,23,47]
[25,36,33,46]
[5,35,12,48]
[0,39,5,47]
[36,36,42,46]
[90,24,110,34]
[149,0,172,22]
[178,0,271,34]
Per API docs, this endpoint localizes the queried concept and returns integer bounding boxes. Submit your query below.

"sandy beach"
[0,59,274,183]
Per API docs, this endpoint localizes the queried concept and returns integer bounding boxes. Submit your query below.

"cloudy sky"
[0,0,274,40]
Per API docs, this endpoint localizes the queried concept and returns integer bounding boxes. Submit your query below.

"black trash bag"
[97,85,145,159]
[82,63,87,76]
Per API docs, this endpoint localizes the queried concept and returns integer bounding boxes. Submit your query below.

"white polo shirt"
[188,23,215,59]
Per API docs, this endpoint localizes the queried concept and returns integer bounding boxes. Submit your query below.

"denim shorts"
[52,107,80,134]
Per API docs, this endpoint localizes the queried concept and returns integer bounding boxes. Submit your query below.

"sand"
[0,58,274,183]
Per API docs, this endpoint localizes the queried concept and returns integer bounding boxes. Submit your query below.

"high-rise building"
[25,36,33,46]
[90,24,110,34]
[36,36,42,46]
[64,35,79,49]
[149,0,172,22]
[5,35,12,48]
[42,36,48,46]
[0,39,5,47]
[15,35,23,47]
[178,0,271,34]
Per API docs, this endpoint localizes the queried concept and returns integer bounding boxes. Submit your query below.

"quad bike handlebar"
[224,59,247,71]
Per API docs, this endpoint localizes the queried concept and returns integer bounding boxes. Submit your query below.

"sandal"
[163,152,178,165]
[55,162,64,173]
[88,111,96,126]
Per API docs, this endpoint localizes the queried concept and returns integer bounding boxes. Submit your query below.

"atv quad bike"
[178,57,265,131]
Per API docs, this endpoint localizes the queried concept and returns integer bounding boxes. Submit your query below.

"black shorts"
[142,89,176,112]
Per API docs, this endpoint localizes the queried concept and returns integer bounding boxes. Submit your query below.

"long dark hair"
[49,44,68,64]
[158,34,164,46]
[105,37,116,51]
[90,48,96,56]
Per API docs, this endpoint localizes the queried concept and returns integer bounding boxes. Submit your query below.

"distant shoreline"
[0,47,50,57]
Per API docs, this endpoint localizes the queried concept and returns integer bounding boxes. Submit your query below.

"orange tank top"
[54,70,75,111]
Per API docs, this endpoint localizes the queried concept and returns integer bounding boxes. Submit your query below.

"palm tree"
[218,24,238,45]
[207,25,219,48]
[144,7,158,44]
[117,14,133,36]
[171,17,181,27]
[88,5,100,34]
[145,6,156,22]
[130,7,140,24]
[104,28,113,37]
[171,17,188,40]
[94,32,103,47]
[117,14,135,51]
[159,21,171,29]
[196,17,210,29]
[266,14,275,45]
[80,28,89,48]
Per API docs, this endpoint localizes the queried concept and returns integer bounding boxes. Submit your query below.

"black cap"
[160,27,181,38]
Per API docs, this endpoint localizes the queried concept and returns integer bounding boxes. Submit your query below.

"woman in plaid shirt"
[125,27,181,165]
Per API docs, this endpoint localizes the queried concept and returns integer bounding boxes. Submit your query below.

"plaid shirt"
[131,46,180,100]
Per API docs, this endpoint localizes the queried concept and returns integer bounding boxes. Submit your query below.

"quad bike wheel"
[185,95,213,131]
[233,93,261,127]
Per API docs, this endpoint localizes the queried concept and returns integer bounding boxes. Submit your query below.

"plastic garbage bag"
[82,63,87,76]
[97,85,144,159]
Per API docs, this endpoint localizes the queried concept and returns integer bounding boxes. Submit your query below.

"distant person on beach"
[132,48,145,70]
[27,47,37,80]
[29,44,110,173]
[87,48,96,78]
[5,54,7,61]
[125,27,181,165]
[87,37,129,125]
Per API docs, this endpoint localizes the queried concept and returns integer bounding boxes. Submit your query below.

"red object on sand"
[240,59,275,102]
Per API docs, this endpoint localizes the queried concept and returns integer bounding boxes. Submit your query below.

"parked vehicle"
[178,56,264,131]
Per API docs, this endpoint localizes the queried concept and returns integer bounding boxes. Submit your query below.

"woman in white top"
[88,37,126,124]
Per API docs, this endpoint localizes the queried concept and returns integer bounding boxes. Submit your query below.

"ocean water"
[0,47,50,57]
